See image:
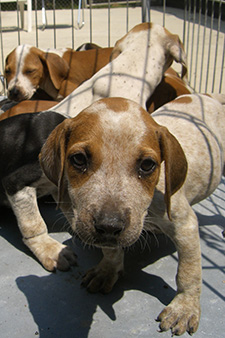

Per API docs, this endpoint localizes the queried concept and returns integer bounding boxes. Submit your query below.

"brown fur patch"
[4,50,18,83]
[0,100,58,121]
[103,97,130,113]
[147,68,191,113]
[59,47,113,96]
[23,48,45,86]
[173,96,193,104]
[130,22,153,33]
[65,112,103,189]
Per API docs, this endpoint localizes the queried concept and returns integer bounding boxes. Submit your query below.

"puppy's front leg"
[82,247,124,293]
[156,204,202,336]
[7,186,77,271]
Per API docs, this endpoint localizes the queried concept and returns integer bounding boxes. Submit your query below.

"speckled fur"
[40,94,225,335]
[51,22,187,117]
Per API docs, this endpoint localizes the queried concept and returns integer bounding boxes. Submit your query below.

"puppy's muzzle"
[8,87,25,102]
[94,209,126,237]
[77,201,132,247]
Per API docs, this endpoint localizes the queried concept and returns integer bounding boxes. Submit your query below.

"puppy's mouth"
[75,222,140,249]
[76,231,121,248]
[74,208,142,249]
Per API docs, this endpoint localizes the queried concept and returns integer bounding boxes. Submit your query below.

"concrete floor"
[0,176,224,338]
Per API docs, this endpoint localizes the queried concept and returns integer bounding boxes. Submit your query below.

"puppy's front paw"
[24,233,77,271]
[82,263,123,294]
[156,294,200,336]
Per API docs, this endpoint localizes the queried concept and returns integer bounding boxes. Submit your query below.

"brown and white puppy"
[4,45,113,102]
[0,109,77,271]
[3,23,187,114]
[146,67,192,113]
[50,22,187,117]
[0,22,187,274]
[40,94,225,336]
[1,65,190,118]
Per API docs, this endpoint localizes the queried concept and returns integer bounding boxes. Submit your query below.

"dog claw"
[156,296,200,336]
[24,234,77,271]
[56,246,77,271]
[82,264,122,293]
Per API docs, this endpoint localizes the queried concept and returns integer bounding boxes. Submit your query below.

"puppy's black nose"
[9,87,20,100]
[94,212,125,236]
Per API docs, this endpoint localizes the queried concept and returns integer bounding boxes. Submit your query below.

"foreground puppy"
[0,111,77,270]
[40,95,225,335]
[0,22,187,272]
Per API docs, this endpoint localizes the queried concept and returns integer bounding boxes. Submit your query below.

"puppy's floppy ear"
[39,119,71,207]
[110,46,121,61]
[165,33,188,81]
[158,125,188,220]
[37,49,69,90]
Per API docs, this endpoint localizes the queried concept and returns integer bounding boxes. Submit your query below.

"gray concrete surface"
[0,176,224,338]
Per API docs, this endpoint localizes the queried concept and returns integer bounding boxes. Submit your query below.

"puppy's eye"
[138,157,156,177]
[70,152,88,172]
[25,69,35,75]
[5,68,11,75]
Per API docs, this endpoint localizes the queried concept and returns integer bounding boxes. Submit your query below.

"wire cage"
[0,0,224,94]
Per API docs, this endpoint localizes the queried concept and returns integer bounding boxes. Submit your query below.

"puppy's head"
[40,97,187,248]
[4,45,69,101]
[111,22,188,80]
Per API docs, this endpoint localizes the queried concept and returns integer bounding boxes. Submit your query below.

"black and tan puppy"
[0,111,76,270]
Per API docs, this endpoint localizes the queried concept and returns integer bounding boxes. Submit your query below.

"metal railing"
[0,0,224,94]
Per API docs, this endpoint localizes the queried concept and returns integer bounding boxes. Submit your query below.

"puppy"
[0,65,190,118]
[0,100,58,121]
[146,67,192,113]
[0,22,186,272]
[40,94,225,336]
[0,111,77,271]
[50,22,187,117]
[3,23,187,116]
[4,45,113,101]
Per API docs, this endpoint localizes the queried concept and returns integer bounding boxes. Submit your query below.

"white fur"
[50,23,186,117]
